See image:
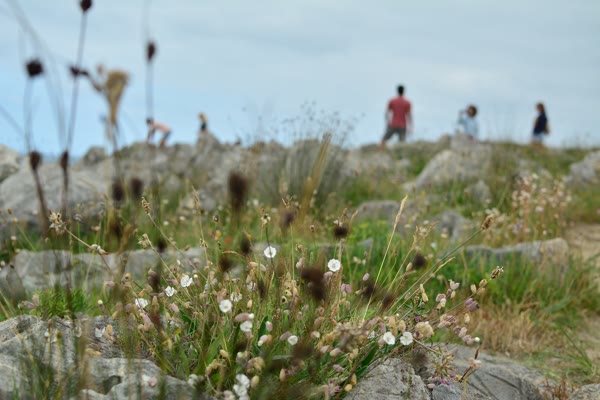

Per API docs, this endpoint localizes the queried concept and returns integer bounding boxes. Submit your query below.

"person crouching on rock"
[456,105,479,141]
[146,118,172,148]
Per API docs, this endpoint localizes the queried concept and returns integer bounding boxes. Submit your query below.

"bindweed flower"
[180,274,193,288]
[263,246,277,259]
[165,286,176,297]
[219,299,233,313]
[240,320,253,333]
[382,332,396,345]
[233,374,250,398]
[135,298,149,310]
[449,280,460,291]
[399,331,413,346]
[327,259,341,272]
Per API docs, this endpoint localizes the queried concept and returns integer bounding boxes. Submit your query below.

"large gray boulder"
[0,315,203,400]
[567,151,600,188]
[346,358,430,400]
[0,247,206,300]
[0,161,108,226]
[0,144,20,183]
[447,346,547,400]
[433,210,473,241]
[411,143,493,191]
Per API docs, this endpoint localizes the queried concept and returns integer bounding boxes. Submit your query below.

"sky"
[1,0,599,156]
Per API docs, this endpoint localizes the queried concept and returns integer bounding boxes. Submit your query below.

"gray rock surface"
[465,180,492,205]
[0,315,202,400]
[433,210,473,241]
[0,144,20,183]
[0,162,107,226]
[412,143,493,191]
[567,151,600,188]
[465,238,570,270]
[0,247,207,300]
[450,345,547,400]
[568,384,600,400]
[346,357,429,400]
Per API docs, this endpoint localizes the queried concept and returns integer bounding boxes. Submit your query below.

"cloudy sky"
[1,0,599,155]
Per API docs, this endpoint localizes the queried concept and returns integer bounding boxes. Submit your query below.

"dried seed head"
[156,237,168,253]
[219,255,233,273]
[111,180,125,203]
[29,151,42,171]
[490,266,504,279]
[129,177,144,200]
[79,0,92,12]
[141,197,151,215]
[281,210,296,230]
[481,214,494,230]
[333,225,349,239]
[147,270,160,292]
[59,151,69,171]
[25,59,43,78]
[228,171,248,213]
[146,41,157,62]
[240,234,252,256]
[411,252,427,270]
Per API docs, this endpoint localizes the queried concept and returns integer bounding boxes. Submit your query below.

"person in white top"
[456,105,479,141]
[146,118,172,147]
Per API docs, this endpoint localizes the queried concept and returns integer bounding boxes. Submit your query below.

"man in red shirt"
[381,85,412,149]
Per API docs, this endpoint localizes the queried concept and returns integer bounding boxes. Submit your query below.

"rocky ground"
[1,137,599,399]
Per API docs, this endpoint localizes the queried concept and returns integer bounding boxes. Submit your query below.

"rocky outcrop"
[0,144,20,183]
[0,315,204,400]
[346,358,429,400]
[0,247,206,300]
[0,161,107,226]
[465,238,570,270]
[446,345,547,400]
[410,141,493,191]
[569,384,600,400]
[567,150,600,188]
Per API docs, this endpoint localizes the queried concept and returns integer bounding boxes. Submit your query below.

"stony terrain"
[1,136,599,399]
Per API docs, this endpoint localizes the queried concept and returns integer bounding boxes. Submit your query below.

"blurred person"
[198,112,209,136]
[146,118,171,147]
[380,85,412,149]
[531,102,550,146]
[456,105,479,141]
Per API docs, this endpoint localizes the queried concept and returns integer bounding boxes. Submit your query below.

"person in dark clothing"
[532,102,549,146]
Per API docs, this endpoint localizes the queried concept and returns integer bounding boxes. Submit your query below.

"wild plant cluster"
[480,173,571,246]
[22,178,500,399]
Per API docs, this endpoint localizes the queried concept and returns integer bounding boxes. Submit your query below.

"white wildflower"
[400,331,413,346]
[263,246,277,259]
[327,258,341,272]
[382,332,396,345]
[165,286,176,297]
[220,299,233,313]
[287,335,298,346]
[180,274,193,288]
[240,320,253,333]
[135,298,149,309]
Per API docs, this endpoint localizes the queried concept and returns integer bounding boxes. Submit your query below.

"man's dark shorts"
[383,126,407,142]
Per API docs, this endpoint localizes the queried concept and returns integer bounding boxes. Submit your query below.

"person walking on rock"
[146,118,172,148]
[531,102,549,147]
[381,85,413,149]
